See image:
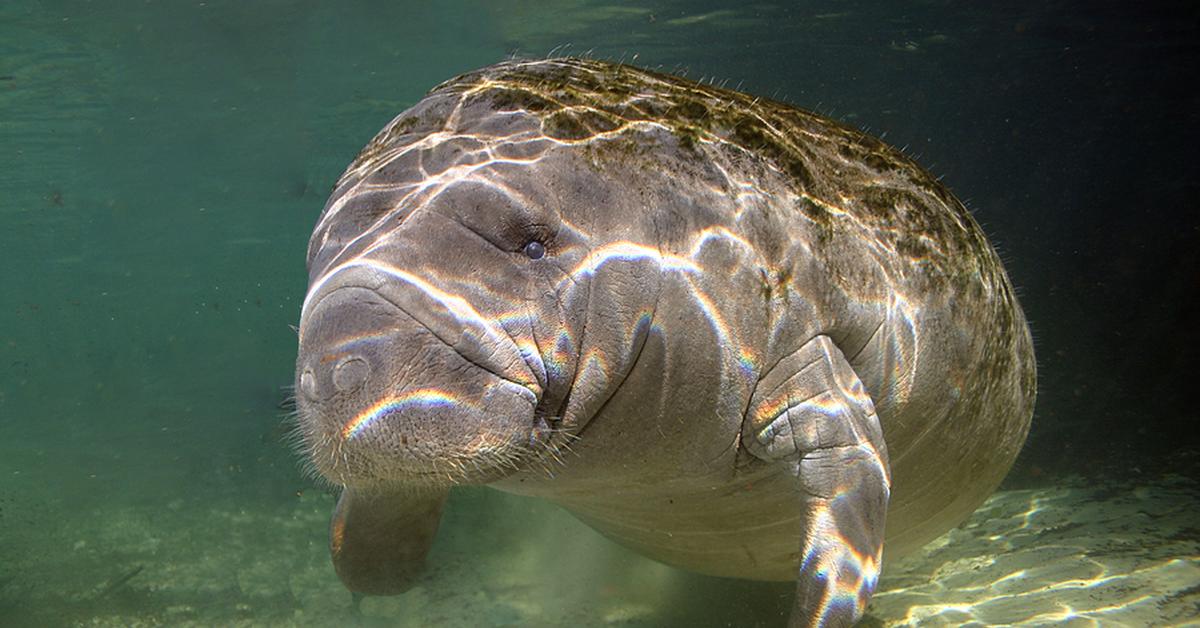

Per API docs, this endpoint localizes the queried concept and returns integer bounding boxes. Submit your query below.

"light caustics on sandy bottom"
[868,479,1200,626]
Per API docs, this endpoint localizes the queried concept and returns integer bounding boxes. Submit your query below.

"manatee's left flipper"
[329,486,448,596]
[743,335,891,628]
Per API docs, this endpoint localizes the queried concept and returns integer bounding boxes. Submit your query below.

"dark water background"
[2,0,1197,625]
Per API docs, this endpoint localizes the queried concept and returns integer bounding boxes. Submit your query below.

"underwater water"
[1,1,1197,626]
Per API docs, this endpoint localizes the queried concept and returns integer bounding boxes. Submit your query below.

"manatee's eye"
[523,240,546,260]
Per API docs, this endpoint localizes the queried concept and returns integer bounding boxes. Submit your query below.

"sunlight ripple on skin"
[343,389,463,440]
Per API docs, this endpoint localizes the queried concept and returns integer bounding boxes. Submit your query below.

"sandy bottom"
[869,473,1199,626]
[2,472,1196,627]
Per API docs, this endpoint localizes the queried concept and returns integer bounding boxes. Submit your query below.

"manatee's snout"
[295,287,399,409]
[295,266,541,488]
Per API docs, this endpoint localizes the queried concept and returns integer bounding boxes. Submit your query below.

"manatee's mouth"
[365,408,566,487]
[308,376,543,489]
[296,270,553,490]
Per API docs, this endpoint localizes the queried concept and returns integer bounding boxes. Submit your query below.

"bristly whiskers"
[288,399,580,492]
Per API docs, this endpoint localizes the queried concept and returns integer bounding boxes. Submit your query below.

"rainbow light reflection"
[342,388,462,440]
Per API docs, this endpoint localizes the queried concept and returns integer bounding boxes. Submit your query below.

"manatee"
[294,57,1036,626]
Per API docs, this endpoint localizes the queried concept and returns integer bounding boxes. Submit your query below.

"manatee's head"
[294,59,739,491]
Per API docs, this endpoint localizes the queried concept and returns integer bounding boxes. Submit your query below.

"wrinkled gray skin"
[295,58,1036,627]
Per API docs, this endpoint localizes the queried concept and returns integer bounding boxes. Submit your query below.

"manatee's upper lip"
[301,261,541,401]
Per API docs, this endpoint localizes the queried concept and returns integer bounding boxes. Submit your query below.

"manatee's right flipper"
[743,335,891,628]
[329,487,448,596]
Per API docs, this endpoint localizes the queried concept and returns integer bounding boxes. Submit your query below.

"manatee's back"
[673,66,1039,559]
[765,101,1036,560]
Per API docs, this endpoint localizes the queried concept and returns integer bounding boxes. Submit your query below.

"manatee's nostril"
[333,357,369,392]
[300,369,318,400]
